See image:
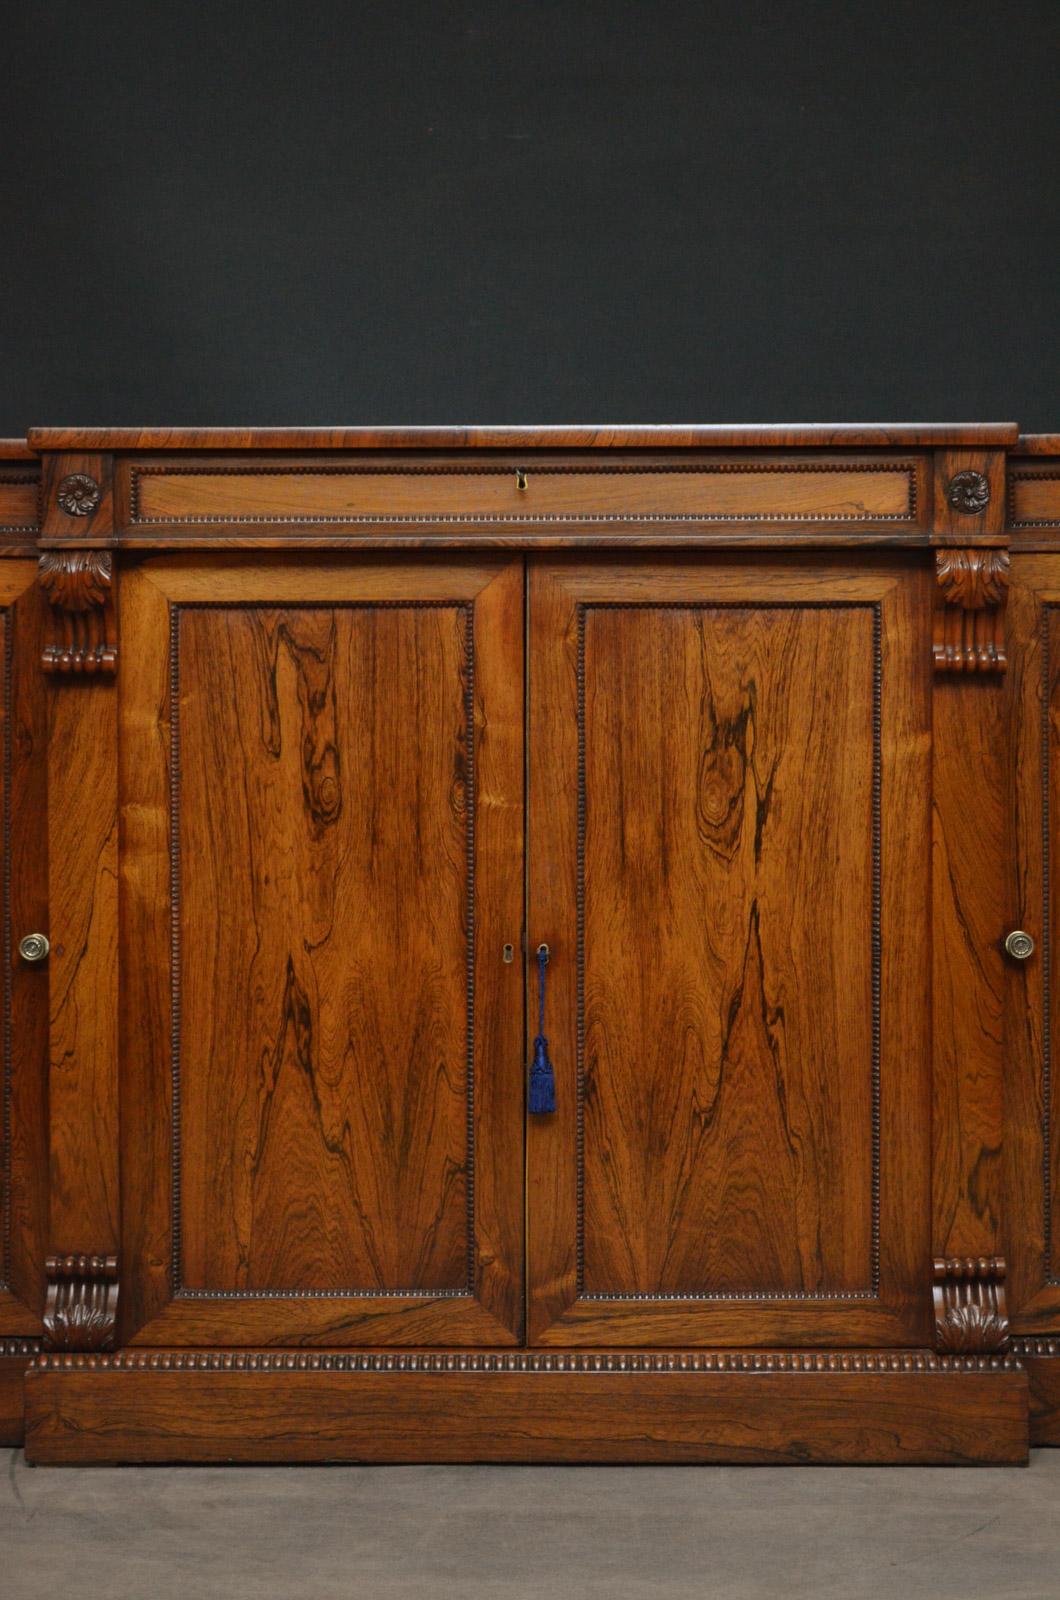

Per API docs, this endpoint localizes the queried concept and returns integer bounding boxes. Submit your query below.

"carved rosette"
[56,472,102,517]
[933,548,1010,673]
[946,469,991,516]
[43,1254,119,1352]
[933,1256,1009,1354]
[38,550,118,675]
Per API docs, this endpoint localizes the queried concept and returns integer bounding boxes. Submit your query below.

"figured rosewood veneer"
[7,422,1060,1464]
[24,1348,1028,1466]
[0,443,47,1446]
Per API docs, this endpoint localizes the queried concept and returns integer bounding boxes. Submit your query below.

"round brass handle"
[1004,929,1035,961]
[18,933,50,964]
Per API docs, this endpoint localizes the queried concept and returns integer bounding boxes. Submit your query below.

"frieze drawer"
[118,455,924,530]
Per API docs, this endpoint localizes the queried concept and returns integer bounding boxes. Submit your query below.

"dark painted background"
[2,1,1057,435]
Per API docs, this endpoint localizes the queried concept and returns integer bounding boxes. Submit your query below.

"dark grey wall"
[2,1,1058,434]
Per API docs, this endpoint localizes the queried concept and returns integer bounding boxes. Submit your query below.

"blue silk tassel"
[528,944,557,1115]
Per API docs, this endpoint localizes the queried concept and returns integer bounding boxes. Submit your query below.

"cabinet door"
[0,561,48,1347]
[1006,557,1060,1331]
[528,557,931,1346]
[120,556,523,1346]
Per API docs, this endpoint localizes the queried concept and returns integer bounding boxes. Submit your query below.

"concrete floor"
[4,1448,1060,1600]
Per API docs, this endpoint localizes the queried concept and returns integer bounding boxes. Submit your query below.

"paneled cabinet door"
[119,556,524,1347]
[0,562,48,1346]
[1006,557,1060,1332]
[527,557,932,1346]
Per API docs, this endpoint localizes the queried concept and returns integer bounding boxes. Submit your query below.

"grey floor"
[5,1448,1060,1600]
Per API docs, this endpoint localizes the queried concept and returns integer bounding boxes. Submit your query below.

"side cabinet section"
[0,555,49,1442]
[1007,558,1060,1330]
[1005,458,1060,1437]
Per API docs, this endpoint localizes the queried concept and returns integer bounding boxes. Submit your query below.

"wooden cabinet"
[9,422,1060,1463]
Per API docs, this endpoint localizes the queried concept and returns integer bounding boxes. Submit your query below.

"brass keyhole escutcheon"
[1004,929,1035,961]
[18,932,50,963]
[516,468,528,492]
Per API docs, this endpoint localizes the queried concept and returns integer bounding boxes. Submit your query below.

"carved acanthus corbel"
[933,548,1009,673]
[43,1253,119,1351]
[38,550,117,675]
[933,1256,1009,1354]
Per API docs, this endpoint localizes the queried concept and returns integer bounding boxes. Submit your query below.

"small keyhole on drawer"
[503,943,514,963]
[515,468,528,492]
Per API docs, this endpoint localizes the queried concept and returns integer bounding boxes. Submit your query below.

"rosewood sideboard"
[2,422,1060,1464]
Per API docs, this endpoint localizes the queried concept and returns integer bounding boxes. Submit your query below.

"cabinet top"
[25,422,1020,452]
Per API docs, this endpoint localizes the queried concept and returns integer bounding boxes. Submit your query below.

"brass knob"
[18,932,50,963]
[1004,930,1035,961]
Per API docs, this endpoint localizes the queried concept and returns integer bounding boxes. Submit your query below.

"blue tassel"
[528,1034,556,1114]
[528,943,557,1115]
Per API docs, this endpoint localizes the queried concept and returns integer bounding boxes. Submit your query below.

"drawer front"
[121,457,923,530]
[0,466,39,534]
[1010,466,1060,531]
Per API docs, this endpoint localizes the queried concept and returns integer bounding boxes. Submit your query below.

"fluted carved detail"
[933,548,1010,673]
[43,1254,119,1352]
[38,550,117,675]
[933,1257,1009,1354]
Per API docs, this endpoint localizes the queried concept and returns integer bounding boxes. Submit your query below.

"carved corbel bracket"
[933,1256,1009,1354]
[43,1254,119,1351]
[933,548,1010,673]
[38,550,117,675]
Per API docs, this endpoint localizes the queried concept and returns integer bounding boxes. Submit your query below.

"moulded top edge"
[24,422,1021,452]
[0,438,37,460]
[1014,434,1060,457]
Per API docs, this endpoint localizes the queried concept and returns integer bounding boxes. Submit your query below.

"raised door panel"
[528,557,931,1346]
[120,556,523,1345]
[0,563,49,1341]
[1006,558,1060,1330]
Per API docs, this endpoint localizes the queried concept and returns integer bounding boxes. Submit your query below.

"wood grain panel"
[120,557,524,1347]
[931,674,1006,1259]
[578,603,877,1299]
[528,557,931,1348]
[1004,559,1060,1329]
[1043,606,1060,1292]
[176,601,473,1296]
[0,567,49,1337]
[128,463,918,527]
[46,673,119,1256]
